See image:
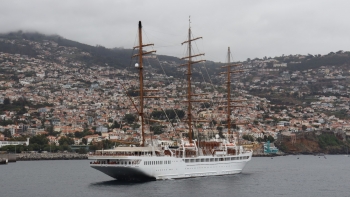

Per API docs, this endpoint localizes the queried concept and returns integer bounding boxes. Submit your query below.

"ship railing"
[89,153,153,157]
[89,153,172,157]
[90,160,141,166]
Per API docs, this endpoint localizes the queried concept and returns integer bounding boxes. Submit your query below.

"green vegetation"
[242,134,254,142]
[58,136,75,145]
[150,109,185,120]
[150,124,165,135]
[318,133,342,149]
[123,114,136,124]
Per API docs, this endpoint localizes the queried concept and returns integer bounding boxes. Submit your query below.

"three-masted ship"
[88,21,252,181]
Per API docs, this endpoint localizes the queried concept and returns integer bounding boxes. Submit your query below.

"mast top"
[139,21,142,28]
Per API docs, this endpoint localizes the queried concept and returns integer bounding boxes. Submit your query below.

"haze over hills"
[2,31,350,70]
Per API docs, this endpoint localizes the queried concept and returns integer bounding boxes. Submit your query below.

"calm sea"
[0,155,349,197]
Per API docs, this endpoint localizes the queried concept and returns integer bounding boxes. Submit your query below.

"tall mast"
[133,21,156,146]
[187,25,193,143]
[181,18,205,143]
[220,48,244,141]
[226,47,231,136]
[138,21,145,147]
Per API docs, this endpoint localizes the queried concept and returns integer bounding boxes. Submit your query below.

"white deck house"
[0,138,30,148]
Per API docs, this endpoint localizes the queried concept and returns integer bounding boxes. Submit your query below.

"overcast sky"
[1,0,350,62]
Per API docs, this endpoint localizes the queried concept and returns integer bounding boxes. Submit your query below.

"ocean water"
[0,155,349,197]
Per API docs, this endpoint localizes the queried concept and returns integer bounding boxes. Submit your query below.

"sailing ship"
[88,21,252,181]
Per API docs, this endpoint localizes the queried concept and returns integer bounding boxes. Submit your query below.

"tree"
[30,135,49,145]
[3,97,10,105]
[58,136,74,145]
[200,102,211,109]
[218,130,225,138]
[302,125,307,131]
[111,121,121,129]
[3,129,12,138]
[243,134,254,142]
[123,114,136,124]
[151,124,164,135]
[78,147,87,154]
[267,135,275,143]
[82,138,88,145]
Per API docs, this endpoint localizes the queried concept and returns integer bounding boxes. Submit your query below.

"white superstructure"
[89,139,252,180]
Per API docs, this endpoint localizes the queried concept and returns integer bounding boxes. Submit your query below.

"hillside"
[275,131,350,154]
[1,31,350,113]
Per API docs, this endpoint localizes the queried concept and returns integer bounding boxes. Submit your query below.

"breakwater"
[0,153,88,161]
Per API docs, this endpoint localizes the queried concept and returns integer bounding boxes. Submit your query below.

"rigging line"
[153,44,181,48]
[152,56,182,126]
[143,52,180,131]
[197,63,219,126]
[143,29,183,47]
[143,27,185,37]
[127,32,139,71]
[160,108,175,132]
[142,28,181,50]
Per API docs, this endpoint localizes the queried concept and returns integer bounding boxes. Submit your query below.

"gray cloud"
[1,0,350,62]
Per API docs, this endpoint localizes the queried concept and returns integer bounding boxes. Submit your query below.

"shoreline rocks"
[1,153,88,161]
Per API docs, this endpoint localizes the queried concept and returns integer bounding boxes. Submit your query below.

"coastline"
[0,153,88,161]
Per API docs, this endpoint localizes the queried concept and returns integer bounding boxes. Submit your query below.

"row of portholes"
[144,160,172,165]
[183,156,250,163]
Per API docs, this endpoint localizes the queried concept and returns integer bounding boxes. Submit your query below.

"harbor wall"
[0,154,16,162]
[0,153,87,161]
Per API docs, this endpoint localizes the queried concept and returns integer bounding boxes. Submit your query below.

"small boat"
[0,158,8,165]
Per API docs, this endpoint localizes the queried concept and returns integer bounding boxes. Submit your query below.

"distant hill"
[2,31,350,98]
[0,31,220,82]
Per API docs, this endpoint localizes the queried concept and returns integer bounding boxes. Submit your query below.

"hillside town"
[1,36,350,153]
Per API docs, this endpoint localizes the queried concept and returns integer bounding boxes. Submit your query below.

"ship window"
[210,158,214,162]
[215,158,218,161]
